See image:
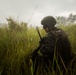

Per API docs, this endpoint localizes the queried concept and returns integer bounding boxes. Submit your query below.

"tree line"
[56,13,76,26]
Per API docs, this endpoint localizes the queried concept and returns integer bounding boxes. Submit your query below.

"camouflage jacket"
[40,27,72,59]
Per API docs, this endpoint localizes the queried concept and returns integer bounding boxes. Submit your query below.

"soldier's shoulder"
[49,28,67,38]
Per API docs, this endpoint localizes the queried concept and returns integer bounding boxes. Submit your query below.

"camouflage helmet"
[41,16,56,27]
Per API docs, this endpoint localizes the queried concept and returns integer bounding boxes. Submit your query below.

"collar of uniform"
[48,27,58,32]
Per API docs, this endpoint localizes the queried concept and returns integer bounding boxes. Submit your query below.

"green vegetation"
[0,18,76,75]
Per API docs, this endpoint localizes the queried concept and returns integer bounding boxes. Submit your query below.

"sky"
[0,0,76,26]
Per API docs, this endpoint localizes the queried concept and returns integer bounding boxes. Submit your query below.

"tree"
[56,16,67,25]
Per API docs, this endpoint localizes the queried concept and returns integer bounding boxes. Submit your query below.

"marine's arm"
[40,32,56,55]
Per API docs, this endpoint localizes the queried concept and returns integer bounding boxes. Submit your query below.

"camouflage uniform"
[40,27,72,62]
[38,27,72,72]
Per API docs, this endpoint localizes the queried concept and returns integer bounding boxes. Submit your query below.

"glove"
[39,37,46,44]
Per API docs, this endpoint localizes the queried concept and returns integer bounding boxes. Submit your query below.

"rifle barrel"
[36,26,42,39]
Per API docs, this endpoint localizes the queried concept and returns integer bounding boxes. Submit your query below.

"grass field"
[0,18,76,75]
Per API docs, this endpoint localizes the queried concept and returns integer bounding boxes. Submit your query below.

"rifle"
[31,26,42,57]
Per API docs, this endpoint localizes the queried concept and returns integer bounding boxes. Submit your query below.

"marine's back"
[40,27,72,61]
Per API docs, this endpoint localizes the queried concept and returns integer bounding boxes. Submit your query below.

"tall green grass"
[0,18,76,75]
